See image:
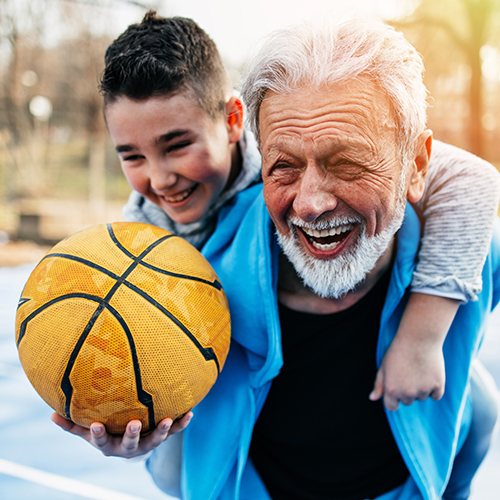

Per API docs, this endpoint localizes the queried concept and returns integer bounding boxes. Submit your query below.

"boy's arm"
[371,140,500,411]
[369,293,459,411]
[51,411,192,458]
[412,140,500,300]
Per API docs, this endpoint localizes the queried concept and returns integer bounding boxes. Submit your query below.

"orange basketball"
[15,222,230,434]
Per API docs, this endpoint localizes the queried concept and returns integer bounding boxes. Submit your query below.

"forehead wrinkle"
[264,138,302,161]
[264,128,378,163]
[263,111,386,156]
[260,82,397,164]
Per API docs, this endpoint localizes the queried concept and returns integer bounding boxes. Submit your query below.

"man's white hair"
[240,15,429,164]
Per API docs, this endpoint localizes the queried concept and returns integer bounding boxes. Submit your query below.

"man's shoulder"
[202,183,266,261]
[394,203,422,269]
[217,183,264,227]
[488,218,500,290]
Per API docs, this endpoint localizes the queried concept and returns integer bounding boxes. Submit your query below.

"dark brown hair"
[99,11,230,118]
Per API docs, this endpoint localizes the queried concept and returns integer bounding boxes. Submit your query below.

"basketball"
[15,222,231,434]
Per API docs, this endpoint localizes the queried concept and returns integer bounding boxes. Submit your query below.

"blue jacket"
[151,184,500,500]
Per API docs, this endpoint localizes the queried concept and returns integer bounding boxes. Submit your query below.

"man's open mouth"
[299,223,355,251]
[164,184,198,203]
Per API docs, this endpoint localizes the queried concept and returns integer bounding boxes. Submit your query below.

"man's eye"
[270,162,294,173]
[267,163,300,184]
[332,162,366,180]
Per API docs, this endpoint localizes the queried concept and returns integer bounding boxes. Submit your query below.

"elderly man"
[149,17,500,500]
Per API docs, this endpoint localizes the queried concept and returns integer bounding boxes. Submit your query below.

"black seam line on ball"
[26,251,223,297]
[123,280,221,374]
[39,253,122,281]
[107,223,222,290]
[61,301,105,419]
[107,223,175,262]
[107,224,222,372]
[139,262,223,291]
[102,226,176,304]
[17,293,155,429]
[62,298,155,429]
[17,297,30,309]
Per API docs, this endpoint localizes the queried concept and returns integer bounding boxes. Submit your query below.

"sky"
[96,0,417,69]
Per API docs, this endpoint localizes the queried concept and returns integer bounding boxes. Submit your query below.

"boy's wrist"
[396,292,461,347]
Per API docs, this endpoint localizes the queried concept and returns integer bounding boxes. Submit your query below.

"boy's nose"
[150,163,177,192]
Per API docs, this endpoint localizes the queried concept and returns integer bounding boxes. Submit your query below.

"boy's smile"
[105,92,243,225]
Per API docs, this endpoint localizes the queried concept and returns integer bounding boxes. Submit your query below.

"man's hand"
[369,334,445,411]
[51,412,193,459]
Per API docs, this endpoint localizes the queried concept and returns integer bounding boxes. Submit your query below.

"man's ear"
[225,96,244,144]
[407,130,432,204]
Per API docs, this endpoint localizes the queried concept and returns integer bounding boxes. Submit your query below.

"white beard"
[276,176,408,299]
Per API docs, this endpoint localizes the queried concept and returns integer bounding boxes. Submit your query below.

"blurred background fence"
[0,0,500,256]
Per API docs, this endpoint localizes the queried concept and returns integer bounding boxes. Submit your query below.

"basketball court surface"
[1,263,500,499]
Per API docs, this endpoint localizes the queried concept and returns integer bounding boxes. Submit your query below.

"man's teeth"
[301,223,354,251]
[311,240,341,251]
[165,186,196,202]
[301,224,354,239]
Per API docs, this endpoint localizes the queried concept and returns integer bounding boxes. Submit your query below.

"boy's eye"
[167,141,191,152]
[123,154,144,162]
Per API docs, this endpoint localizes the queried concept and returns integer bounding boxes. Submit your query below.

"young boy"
[53,9,500,482]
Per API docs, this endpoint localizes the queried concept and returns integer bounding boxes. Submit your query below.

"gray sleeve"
[413,140,500,301]
[146,432,183,498]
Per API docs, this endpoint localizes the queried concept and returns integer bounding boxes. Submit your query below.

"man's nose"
[292,165,338,222]
[149,160,177,192]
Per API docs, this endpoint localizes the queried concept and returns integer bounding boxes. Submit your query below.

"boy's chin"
[153,199,205,226]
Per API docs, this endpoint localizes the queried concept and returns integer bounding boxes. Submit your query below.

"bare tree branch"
[60,0,152,9]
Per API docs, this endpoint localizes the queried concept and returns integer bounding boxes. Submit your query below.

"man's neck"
[277,240,395,315]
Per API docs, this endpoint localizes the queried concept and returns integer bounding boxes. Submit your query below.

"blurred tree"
[392,0,500,158]
[0,0,54,197]
[0,0,114,200]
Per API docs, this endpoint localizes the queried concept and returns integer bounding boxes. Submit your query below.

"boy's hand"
[369,334,445,411]
[369,293,458,411]
[51,412,192,458]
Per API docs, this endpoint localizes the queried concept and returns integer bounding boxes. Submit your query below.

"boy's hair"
[99,11,231,119]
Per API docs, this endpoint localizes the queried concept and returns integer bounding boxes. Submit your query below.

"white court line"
[0,458,150,500]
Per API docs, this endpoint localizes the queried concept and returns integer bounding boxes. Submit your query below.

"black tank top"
[249,268,409,499]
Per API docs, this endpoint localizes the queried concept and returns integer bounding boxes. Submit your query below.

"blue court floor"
[1,263,500,499]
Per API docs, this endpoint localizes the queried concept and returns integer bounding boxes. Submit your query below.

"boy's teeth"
[165,186,195,202]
